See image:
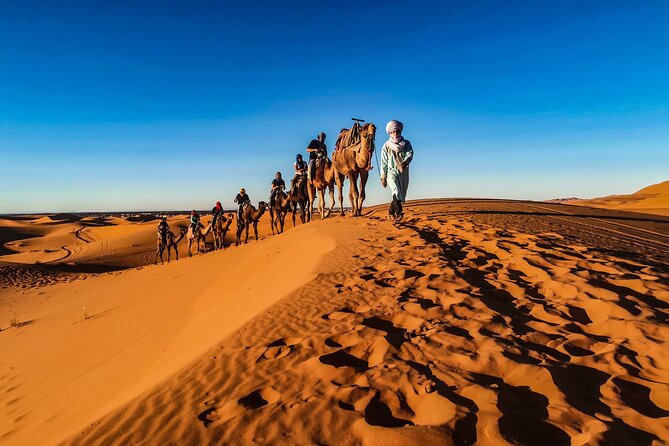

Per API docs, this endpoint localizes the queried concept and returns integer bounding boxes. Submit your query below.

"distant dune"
[1,199,668,445]
[569,180,669,216]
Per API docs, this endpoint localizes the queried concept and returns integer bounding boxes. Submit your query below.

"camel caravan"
[154,118,413,264]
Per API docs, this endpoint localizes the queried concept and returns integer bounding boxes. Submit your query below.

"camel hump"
[335,122,364,151]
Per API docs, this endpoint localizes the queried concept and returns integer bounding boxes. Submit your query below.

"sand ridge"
[0,217,331,446]
[569,180,669,217]
[0,211,299,290]
[54,200,669,446]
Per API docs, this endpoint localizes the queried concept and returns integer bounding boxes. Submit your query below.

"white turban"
[386,120,403,135]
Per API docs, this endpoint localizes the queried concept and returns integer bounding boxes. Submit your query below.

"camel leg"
[244,224,249,244]
[336,173,345,216]
[236,226,242,246]
[358,171,369,216]
[326,186,335,218]
[174,245,179,260]
[307,185,315,222]
[188,239,192,257]
[270,209,276,235]
[318,188,326,219]
[348,173,360,217]
[253,221,259,241]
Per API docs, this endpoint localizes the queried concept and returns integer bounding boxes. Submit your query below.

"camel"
[154,228,187,264]
[212,213,235,250]
[269,190,291,235]
[235,201,268,245]
[332,122,376,217]
[307,156,336,220]
[187,222,213,256]
[288,175,309,226]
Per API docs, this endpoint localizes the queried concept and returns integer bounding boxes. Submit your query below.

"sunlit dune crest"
[569,180,669,216]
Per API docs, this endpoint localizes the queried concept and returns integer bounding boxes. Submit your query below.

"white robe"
[380,139,413,202]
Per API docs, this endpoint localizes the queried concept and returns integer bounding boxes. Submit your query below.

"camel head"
[258,201,268,212]
[358,123,376,169]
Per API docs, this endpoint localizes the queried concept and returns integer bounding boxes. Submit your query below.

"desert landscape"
[568,180,669,217]
[1,198,668,445]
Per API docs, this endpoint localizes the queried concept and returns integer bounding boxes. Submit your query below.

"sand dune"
[570,179,669,216]
[0,215,328,446]
[1,200,668,445]
[0,211,299,288]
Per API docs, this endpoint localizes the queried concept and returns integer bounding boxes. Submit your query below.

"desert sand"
[1,200,668,445]
[569,180,669,217]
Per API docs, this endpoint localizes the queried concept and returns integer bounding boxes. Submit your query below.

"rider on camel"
[157,216,170,245]
[211,201,224,226]
[270,172,285,208]
[190,210,201,233]
[306,132,327,181]
[292,153,307,190]
[234,188,251,221]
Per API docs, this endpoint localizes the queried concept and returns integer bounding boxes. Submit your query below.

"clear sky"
[2,1,668,213]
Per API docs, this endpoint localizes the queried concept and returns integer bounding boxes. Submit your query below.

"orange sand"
[570,180,669,217]
[1,200,668,445]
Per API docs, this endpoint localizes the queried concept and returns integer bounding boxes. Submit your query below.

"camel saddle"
[335,121,362,151]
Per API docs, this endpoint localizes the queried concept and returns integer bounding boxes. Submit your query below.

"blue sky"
[2,1,668,213]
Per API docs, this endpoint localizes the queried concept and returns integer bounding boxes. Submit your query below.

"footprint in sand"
[321,307,356,320]
[198,386,282,427]
[258,337,303,361]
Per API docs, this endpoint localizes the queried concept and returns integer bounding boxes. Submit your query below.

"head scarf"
[385,120,406,152]
[386,120,403,135]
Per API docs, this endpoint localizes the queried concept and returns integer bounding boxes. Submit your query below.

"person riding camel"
[270,172,285,207]
[234,188,251,221]
[211,201,224,226]
[306,132,327,181]
[292,153,307,190]
[380,120,414,221]
[190,210,201,233]
[157,216,170,245]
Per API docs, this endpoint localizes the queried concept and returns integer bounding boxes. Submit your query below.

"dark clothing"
[389,194,404,220]
[211,206,223,225]
[294,160,307,174]
[234,193,250,205]
[307,139,327,160]
[190,215,200,231]
[158,221,170,244]
[270,178,286,206]
[235,193,251,221]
